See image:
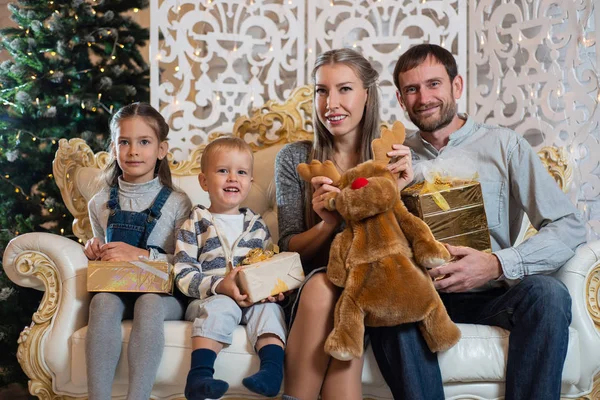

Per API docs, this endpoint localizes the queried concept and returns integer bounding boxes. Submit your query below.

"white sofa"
[3,86,600,399]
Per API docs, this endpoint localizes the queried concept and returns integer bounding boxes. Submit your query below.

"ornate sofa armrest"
[2,232,90,397]
[553,239,600,393]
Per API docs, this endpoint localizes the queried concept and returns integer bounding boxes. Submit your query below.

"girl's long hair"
[103,102,174,190]
[304,48,380,228]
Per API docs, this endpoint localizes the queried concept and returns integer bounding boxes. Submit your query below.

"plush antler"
[371,121,406,164]
[296,160,341,185]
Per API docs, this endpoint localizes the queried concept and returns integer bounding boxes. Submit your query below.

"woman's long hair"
[103,102,174,190]
[304,48,380,228]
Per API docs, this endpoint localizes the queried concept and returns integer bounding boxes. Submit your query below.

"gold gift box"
[401,181,491,252]
[87,261,174,294]
[237,252,305,303]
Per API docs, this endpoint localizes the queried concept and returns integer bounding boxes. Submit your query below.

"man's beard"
[408,98,457,133]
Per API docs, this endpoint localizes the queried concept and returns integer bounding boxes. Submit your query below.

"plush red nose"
[351,177,369,190]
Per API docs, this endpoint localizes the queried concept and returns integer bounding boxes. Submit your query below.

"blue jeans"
[369,275,572,400]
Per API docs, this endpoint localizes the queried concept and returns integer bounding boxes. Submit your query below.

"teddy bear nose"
[351,177,369,190]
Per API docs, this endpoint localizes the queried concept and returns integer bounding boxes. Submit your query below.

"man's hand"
[99,242,150,262]
[215,266,253,307]
[84,237,104,260]
[387,144,414,190]
[428,244,502,293]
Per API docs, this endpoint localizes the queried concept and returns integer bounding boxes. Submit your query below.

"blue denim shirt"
[405,115,586,280]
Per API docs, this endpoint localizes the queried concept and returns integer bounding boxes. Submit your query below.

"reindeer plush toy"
[297,122,461,361]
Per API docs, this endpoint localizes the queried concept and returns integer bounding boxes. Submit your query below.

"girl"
[274,48,415,399]
[83,102,192,400]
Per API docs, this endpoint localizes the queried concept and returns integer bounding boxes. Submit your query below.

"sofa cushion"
[70,321,580,396]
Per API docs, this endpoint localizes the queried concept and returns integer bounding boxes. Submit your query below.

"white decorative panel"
[150,0,305,159]
[307,0,467,127]
[469,0,599,239]
[151,0,466,158]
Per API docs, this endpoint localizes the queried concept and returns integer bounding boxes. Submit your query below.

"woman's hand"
[311,176,342,225]
[215,266,253,307]
[387,144,414,190]
[84,237,104,260]
[99,242,150,262]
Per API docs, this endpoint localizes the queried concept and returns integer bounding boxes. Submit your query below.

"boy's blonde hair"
[200,136,254,173]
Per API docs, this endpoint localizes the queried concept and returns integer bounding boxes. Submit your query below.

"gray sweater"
[88,177,192,261]
[275,141,335,273]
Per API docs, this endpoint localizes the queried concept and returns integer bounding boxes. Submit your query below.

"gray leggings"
[86,292,185,400]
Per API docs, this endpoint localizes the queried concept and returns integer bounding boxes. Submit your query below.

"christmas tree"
[0,0,150,387]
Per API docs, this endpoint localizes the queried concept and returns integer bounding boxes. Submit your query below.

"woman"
[274,48,414,399]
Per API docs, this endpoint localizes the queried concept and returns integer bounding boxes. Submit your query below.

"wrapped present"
[401,180,491,253]
[87,260,174,294]
[237,251,305,303]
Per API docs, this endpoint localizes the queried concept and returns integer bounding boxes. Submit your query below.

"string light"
[65,94,69,104]
[97,93,102,100]
[133,8,139,12]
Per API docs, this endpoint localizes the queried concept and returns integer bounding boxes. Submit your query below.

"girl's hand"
[215,266,253,307]
[99,242,150,262]
[84,237,104,260]
[311,176,342,225]
[387,144,414,190]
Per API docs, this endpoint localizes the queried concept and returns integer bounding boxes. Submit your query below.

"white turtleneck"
[88,177,192,261]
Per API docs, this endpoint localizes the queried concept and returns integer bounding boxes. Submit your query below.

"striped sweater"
[173,205,272,299]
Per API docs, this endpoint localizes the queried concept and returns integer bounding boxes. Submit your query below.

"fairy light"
[269,44,274,51]
[119,44,124,48]
[175,66,180,72]
[195,49,200,56]
[352,43,357,48]
[111,55,116,60]
[97,93,102,101]
[133,8,139,12]
[36,98,40,106]
[65,94,69,104]
[49,70,54,74]
[100,67,105,72]
[32,137,36,142]
[81,101,85,109]
[109,105,114,113]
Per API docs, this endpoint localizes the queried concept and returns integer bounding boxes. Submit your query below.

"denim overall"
[106,185,172,252]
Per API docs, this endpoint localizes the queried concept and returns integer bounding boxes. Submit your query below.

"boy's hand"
[99,242,150,262]
[215,266,253,307]
[261,292,285,303]
[260,290,294,303]
[84,237,104,260]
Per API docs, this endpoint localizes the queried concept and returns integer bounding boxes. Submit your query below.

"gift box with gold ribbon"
[87,260,174,294]
[236,250,305,303]
[401,179,491,253]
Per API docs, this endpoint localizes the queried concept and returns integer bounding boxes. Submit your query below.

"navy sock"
[242,344,284,397]
[185,349,229,400]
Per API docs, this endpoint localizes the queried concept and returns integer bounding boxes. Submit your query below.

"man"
[368,44,586,400]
